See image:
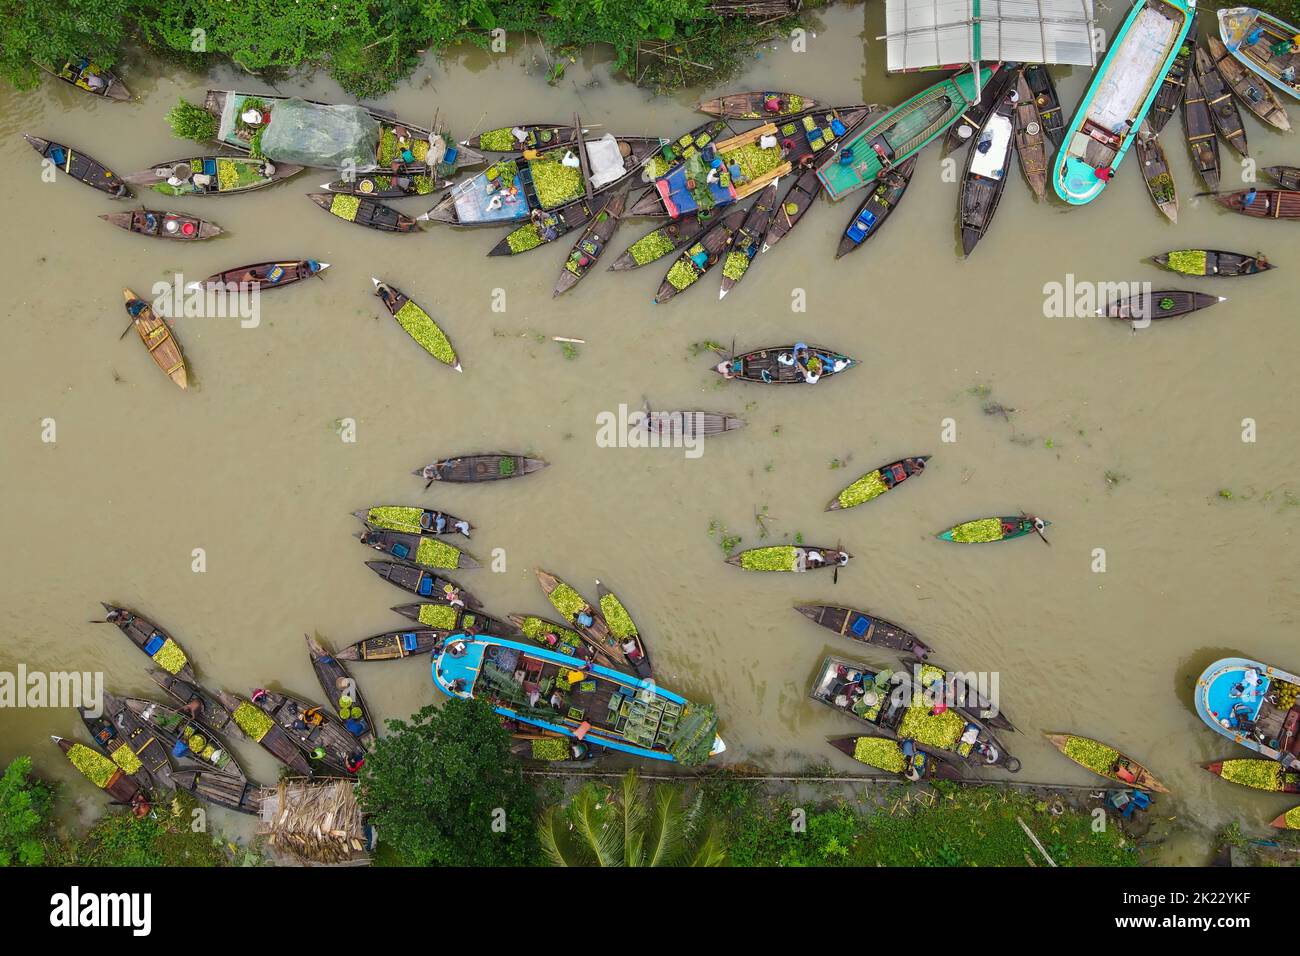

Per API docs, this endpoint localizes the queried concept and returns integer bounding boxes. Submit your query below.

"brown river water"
[1,4,1297,860]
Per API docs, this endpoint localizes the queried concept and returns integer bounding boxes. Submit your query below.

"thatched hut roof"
[256,777,373,866]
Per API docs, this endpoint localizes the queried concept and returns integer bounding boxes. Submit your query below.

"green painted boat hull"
[937,518,1051,542]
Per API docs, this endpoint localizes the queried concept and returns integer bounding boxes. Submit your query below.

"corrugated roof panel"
[883,0,1097,71]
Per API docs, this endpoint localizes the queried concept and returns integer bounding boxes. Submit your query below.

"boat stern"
[431,634,486,699]
[1054,155,1109,205]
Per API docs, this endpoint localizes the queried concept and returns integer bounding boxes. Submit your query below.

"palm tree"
[538,769,726,866]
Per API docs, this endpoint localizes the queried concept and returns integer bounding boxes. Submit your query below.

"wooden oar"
[1021,510,1050,546]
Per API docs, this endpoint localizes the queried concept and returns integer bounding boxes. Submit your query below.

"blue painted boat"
[1219,6,1300,100]
[1053,0,1196,205]
[431,634,724,764]
[1194,657,1300,765]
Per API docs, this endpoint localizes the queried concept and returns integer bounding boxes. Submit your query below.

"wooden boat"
[654,205,748,302]
[638,404,745,441]
[1152,249,1272,276]
[761,167,821,253]
[354,506,471,538]
[1053,0,1195,205]
[1182,69,1222,191]
[1194,656,1300,762]
[1271,807,1300,829]
[306,635,374,747]
[534,570,630,670]
[188,259,327,293]
[172,770,262,814]
[608,212,710,270]
[1207,36,1291,130]
[507,614,608,665]
[336,628,445,662]
[1214,188,1300,219]
[358,526,480,570]
[123,156,302,195]
[309,193,419,232]
[923,662,1016,732]
[819,68,995,201]
[79,691,174,790]
[100,210,221,240]
[1196,46,1249,155]
[393,603,518,638]
[718,180,778,299]
[697,91,817,119]
[595,580,652,679]
[25,135,128,197]
[251,688,364,774]
[637,125,791,222]
[828,735,964,780]
[464,123,582,152]
[1148,25,1197,133]
[150,671,240,737]
[364,560,481,607]
[554,190,626,297]
[124,697,245,779]
[1045,733,1169,792]
[511,732,599,763]
[937,515,1049,543]
[959,80,1017,256]
[1264,165,1300,189]
[809,656,1020,772]
[372,279,460,370]
[319,171,452,198]
[52,735,147,807]
[835,158,915,259]
[827,456,929,510]
[625,122,735,216]
[1012,72,1049,200]
[1134,121,1180,222]
[98,603,195,680]
[40,58,130,100]
[727,545,850,572]
[432,634,724,764]
[1100,289,1226,321]
[215,690,314,775]
[944,66,1018,152]
[714,343,857,384]
[795,604,934,659]
[1204,758,1300,793]
[1218,7,1300,100]
[488,196,605,257]
[1023,64,1065,146]
[413,454,548,483]
[420,136,663,226]
[121,289,188,390]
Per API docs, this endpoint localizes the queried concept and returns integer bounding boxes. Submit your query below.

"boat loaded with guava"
[1203,758,1300,793]
[535,570,650,677]
[52,735,148,807]
[98,603,195,679]
[1045,733,1169,792]
[78,691,173,791]
[365,560,482,608]
[1194,657,1300,764]
[124,696,246,781]
[1152,249,1271,277]
[554,190,627,297]
[727,545,851,572]
[937,515,1048,543]
[358,526,480,570]
[827,456,929,510]
[216,690,314,776]
[311,193,420,232]
[151,670,241,737]
[247,686,364,775]
[464,122,583,152]
[1134,121,1178,222]
[509,614,616,668]
[432,634,724,764]
[306,634,374,747]
[393,603,518,639]
[697,91,817,119]
[491,196,608,256]
[39,58,130,100]
[123,155,302,195]
[714,344,857,384]
[809,656,1020,772]
[372,279,460,369]
[827,735,964,781]
[654,205,748,302]
[719,179,779,299]
[413,453,548,484]
[631,123,790,219]
[356,506,471,538]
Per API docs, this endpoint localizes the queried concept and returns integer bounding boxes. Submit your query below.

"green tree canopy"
[0,756,55,866]
[0,0,130,90]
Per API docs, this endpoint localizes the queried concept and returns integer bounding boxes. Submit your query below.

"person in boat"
[1094,165,1115,182]
[621,639,644,663]
[345,752,365,773]
[530,208,559,242]
[442,582,465,609]
[871,141,892,171]
[82,69,107,93]
[900,740,924,782]
[179,696,204,721]
[1243,187,1259,208]
[166,163,194,190]
[448,677,467,694]
[764,95,786,114]
[376,282,399,311]
[549,690,567,712]
[715,358,737,379]
[573,602,596,629]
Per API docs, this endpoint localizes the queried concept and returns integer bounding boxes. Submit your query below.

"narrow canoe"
[1100,290,1225,320]
[394,604,519,639]
[608,213,710,270]
[335,628,446,662]
[937,516,1049,542]
[554,190,626,297]
[534,570,625,668]
[215,690,314,775]
[40,59,131,100]
[943,66,1019,152]
[1148,26,1197,133]
[835,158,916,258]
[306,635,375,747]
[1218,6,1300,100]
[827,456,929,510]
[1052,0,1194,205]
[99,603,194,679]
[1152,250,1273,276]
[1045,733,1169,793]
[959,80,1017,256]
[595,580,652,679]
[123,156,302,195]
[762,166,822,252]
[25,135,128,197]
[172,770,262,815]
[718,180,779,299]
[1196,46,1249,155]
[1012,71,1050,201]
[188,260,328,293]
[697,91,817,119]
[1193,656,1300,762]
[150,670,240,737]
[1204,759,1300,793]
[464,123,582,152]
[79,691,174,790]
[1207,36,1291,130]
[124,697,246,780]
[1264,165,1300,189]
[795,603,933,659]
[358,526,480,569]
[827,735,964,781]
[101,210,222,240]
[654,205,748,303]
[1023,64,1065,146]
[319,171,452,198]
[1133,121,1179,222]
[309,193,419,232]
[364,560,481,608]
[639,405,746,440]
[714,344,856,384]
[727,545,851,572]
[1182,69,1222,191]
[354,506,471,538]
[372,279,460,370]
[413,454,548,483]
[52,735,146,806]
[1214,188,1300,219]
[488,196,604,257]
[122,289,187,389]
[249,689,363,775]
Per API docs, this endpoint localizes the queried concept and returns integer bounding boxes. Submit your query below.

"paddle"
[1021,510,1050,546]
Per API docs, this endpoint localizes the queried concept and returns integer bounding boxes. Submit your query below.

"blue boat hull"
[1194,656,1299,760]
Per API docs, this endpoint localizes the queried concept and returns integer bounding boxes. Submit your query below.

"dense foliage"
[0,757,55,866]
[67,792,228,867]
[359,699,538,866]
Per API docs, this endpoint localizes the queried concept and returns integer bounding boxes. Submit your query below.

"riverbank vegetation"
[0,0,809,99]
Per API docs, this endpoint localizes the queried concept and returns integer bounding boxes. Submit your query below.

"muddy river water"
[1,4,1297,859]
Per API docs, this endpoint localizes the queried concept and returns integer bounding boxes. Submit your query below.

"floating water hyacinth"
[415,537,462,569]
[599,593,636,639]
[947,518,1004,543]
[627,230,676,265]
[233,701,273,741]
[151,638,188,675]
[1063,736,1119,775]
[416,603,459,628]
[67,742,117,788]
[330,193,361,221]
[365,506,424,534]
[547,582,589,619]
[738,546,797,571]
[835,470,888,509]
[853,737,907,772]
[109,743,142,774]
[1219,759,1284,791]
[531,737,570,761]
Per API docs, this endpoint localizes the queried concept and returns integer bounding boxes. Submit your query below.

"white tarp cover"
[884,0,1098,72]
[584,134,627,189]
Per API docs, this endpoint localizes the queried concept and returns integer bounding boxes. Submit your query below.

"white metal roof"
[883,0,1098,72]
